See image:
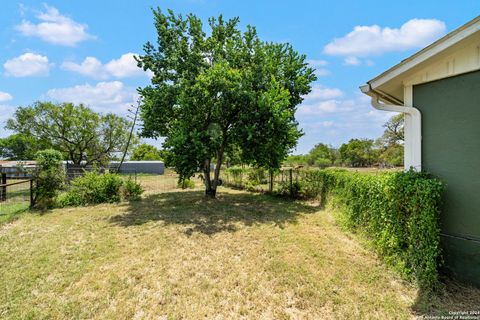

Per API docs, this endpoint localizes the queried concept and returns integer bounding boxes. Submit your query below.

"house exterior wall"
[413,70,480,286]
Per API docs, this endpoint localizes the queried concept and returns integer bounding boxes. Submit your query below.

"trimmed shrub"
[33,149,65,209]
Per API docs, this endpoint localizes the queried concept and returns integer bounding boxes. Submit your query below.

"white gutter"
[361,85,422,171]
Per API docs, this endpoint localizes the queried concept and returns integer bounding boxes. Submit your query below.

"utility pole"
[116,98,141,174]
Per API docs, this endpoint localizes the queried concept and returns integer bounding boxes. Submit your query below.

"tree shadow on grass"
[109,189,318,236]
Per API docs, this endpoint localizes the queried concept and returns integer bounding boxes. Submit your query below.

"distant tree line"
[130,143,171,164]
[0,102,404,170]
[284,114,405,168]
[0,102,135,166]
[0,101,176,167]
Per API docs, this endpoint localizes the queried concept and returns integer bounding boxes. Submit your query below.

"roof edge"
[367,15,480,89]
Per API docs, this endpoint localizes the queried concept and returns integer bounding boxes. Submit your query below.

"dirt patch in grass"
[0,186,479,319]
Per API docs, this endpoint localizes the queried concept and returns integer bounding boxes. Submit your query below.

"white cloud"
[324,19,446,57]
[297,85,346,116]
[0,104,16,135]
[320,121,334,127]
[307,59,329,77]
[16,4,94,46]
[4,53,50,77]
[298,99,356,116]
[313,100,338,113]
[344,56,361,66]
[343,57,375,67]
[105,53,151,78]
[303,85,343,102]
[46,81,138,113]
[62,53,152,79]
[0,91,13,102]
[61,57,102,78]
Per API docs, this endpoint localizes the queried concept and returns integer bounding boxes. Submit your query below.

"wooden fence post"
[289,169,293,196]
[30,179,34,207]
[269,170,273,193]
[1,173,6,202]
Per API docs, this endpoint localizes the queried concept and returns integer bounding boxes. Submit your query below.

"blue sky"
[0,1,478,154]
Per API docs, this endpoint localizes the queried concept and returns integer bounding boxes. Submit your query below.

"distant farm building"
[110,161,164,174]
[0,160,165,176]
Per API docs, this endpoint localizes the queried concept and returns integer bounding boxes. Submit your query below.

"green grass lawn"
[0,184,478,319]
[0,202,30,225]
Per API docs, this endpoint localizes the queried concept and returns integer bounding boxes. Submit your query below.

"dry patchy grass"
[0,183,479,319]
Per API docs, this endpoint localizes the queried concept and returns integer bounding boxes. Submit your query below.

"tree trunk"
[204,159,214,197]
[204,144,225,199]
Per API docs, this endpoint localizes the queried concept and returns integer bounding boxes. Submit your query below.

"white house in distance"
[361,16,480,286]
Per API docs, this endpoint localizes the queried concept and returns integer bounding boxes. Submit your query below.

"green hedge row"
[314,169,444,288]
[223,167,444,288]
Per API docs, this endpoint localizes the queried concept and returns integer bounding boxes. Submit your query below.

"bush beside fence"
[58,171,143,207]
[223,167,444,288]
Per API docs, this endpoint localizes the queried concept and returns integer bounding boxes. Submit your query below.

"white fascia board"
[369,18,480,90]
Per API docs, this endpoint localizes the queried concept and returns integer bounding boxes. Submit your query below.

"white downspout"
[370,96,422,171]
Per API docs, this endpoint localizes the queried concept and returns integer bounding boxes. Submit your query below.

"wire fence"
[117,169,183,193]
[64,167,188,194]
[221,168,308,195]
[1,164,292,216]
[0,172,33,216]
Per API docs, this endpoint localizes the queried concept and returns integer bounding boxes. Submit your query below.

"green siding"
[414,70,480,286]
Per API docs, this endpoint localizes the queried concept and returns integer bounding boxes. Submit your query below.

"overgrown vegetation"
[33,149,65,209]
[122,177,144,201]
[224,167,444,289]
[177,178,196,189]
[58,172,143,206]
[224,166,271,191]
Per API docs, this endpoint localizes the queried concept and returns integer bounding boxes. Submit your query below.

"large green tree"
[137,9,315,197]
[306,143,337,167]
[381,113,404,145]
[339,138,377,167]
[376,114,404,167]
[0,133,47,160]
[283,154,308,167]
[130,143,163,161]
[6,102,134,166]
